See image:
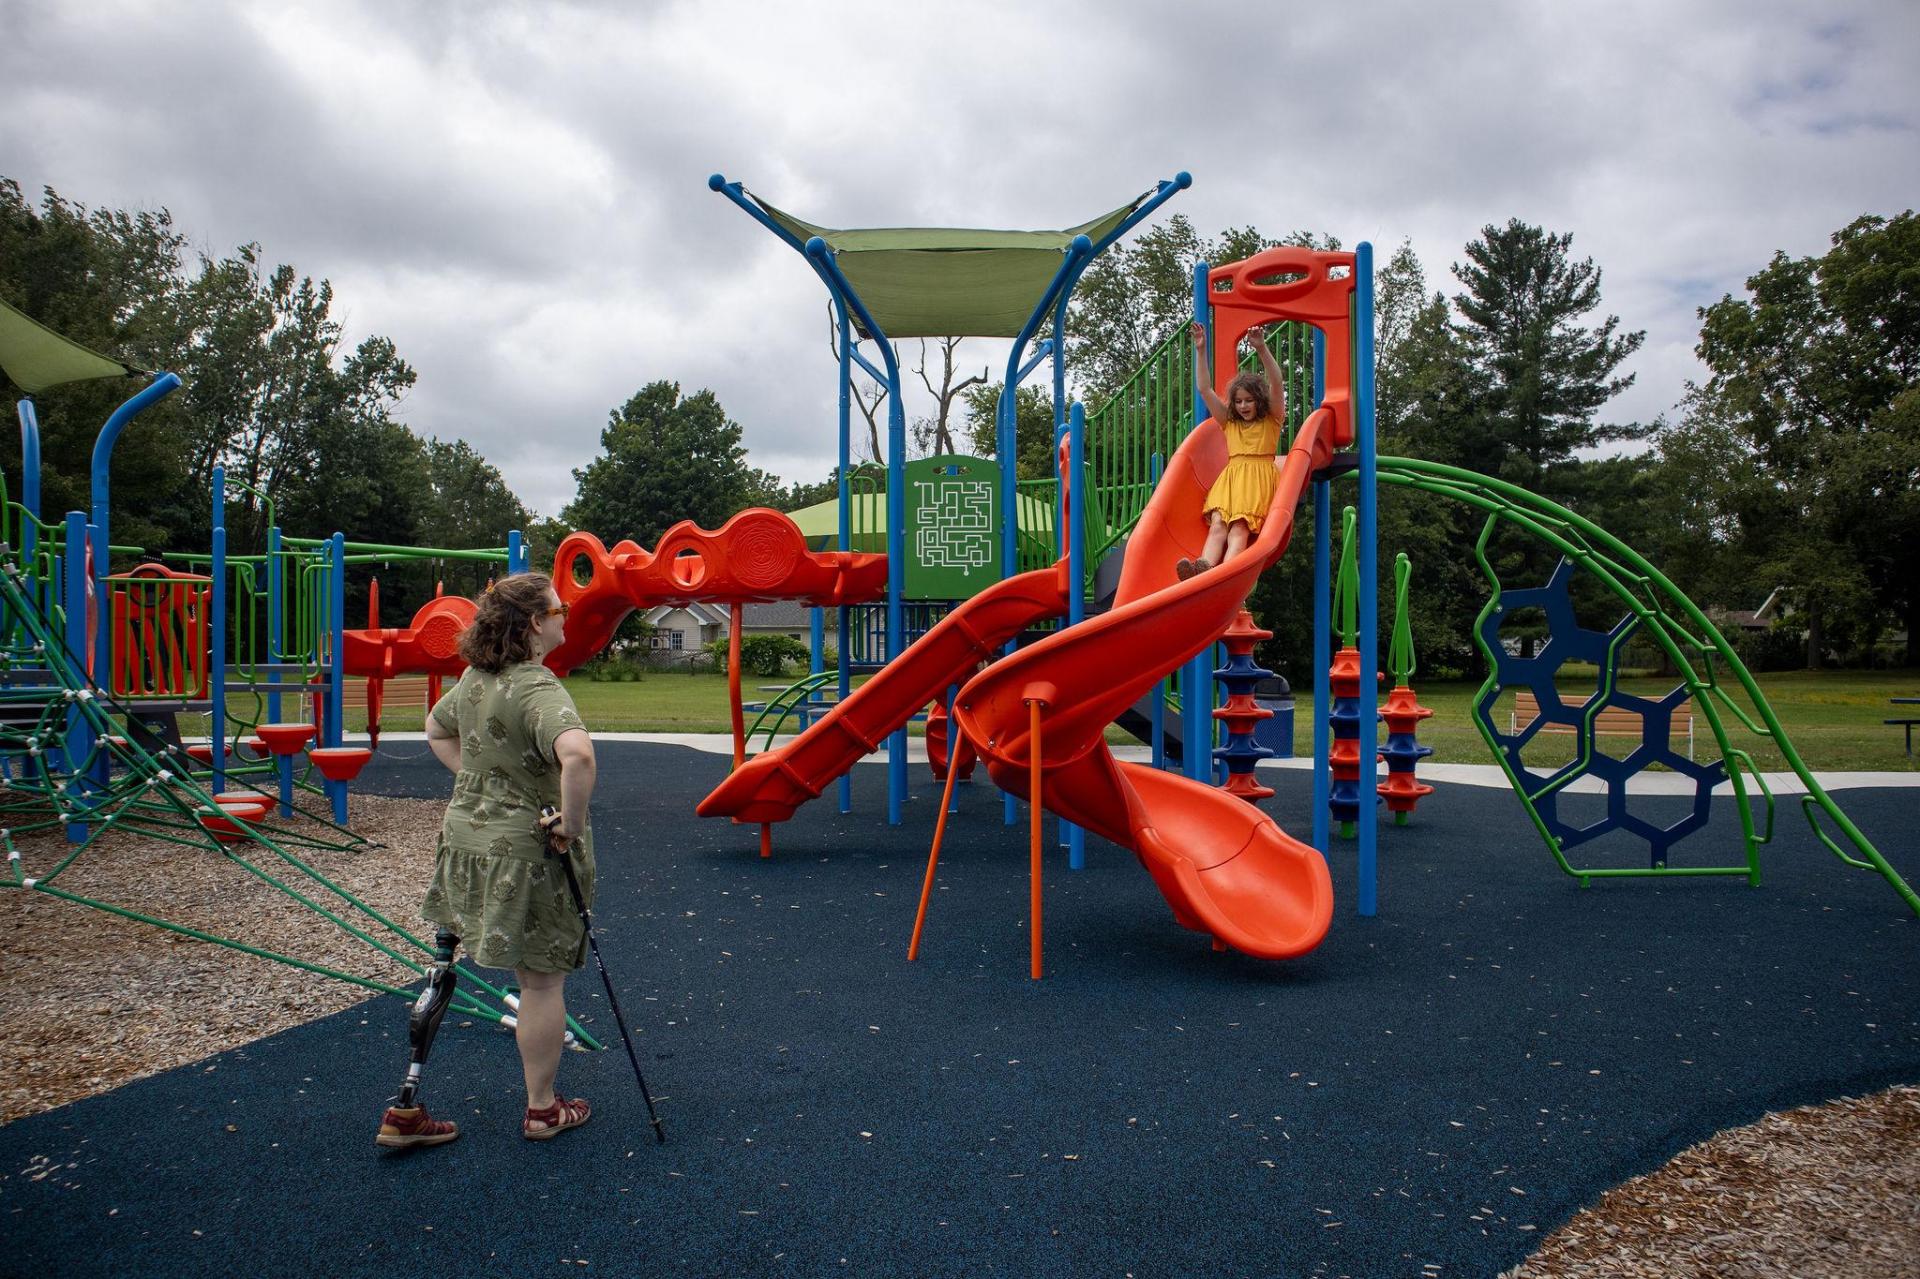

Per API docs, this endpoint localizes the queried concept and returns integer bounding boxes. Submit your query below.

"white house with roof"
[640,600,839,661]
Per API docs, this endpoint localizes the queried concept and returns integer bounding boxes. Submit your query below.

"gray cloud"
[4,0,1916,517]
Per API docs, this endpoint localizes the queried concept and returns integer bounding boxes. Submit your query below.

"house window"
[669,630,683,651]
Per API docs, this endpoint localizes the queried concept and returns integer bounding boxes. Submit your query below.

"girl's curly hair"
[457,572,554,673]
[1225,371,1272,421]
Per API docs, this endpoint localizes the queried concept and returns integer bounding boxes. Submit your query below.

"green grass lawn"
[1355,667,1920,773]
[345,666,1920,774]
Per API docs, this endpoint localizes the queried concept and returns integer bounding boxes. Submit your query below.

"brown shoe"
[376,1104,459,1149]
[1176,557,1212,581]
[523,1094,592,1141]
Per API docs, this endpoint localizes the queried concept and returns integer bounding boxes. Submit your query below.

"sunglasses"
[540,603,571,620]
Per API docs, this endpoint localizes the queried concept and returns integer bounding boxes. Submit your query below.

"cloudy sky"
[5,0,1917,519]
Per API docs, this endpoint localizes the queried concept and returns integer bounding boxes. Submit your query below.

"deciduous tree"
[564,381,765,544]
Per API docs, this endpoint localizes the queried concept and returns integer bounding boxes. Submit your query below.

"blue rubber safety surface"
[2,742,1916,1278]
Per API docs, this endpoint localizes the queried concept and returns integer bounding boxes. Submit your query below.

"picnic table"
[1889,697,1920,755]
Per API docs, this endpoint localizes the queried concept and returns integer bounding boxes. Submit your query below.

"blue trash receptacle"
[1251,674,1294,759]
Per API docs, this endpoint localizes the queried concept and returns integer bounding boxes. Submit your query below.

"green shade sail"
[750,193,1144,339]
[0,295,140,394]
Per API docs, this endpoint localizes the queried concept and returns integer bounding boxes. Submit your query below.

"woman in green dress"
[376,571,599,1146]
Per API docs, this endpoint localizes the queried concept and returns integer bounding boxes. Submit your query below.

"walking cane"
[540,806,666,1145]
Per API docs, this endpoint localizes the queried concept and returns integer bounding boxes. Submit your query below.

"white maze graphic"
[914,480,994,573]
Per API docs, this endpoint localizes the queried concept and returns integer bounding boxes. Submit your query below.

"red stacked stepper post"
[1377,684,1434,823]
[1212,610,1275,802]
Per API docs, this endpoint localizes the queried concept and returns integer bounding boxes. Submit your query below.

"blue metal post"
[836,304,853,813]
[1311,334,1330,856]
[885,347,907,828]
[1064,402,1087,869]
[327,533,347,823]
[89,373,182,685]
[1149,452,1167,771]
[1000,333,1019,827]
[507,529,526,574]
[1355,243,1380,917]
[211,467,228,795]
[61,511,92,840]
[17,399,41,567]
[267,526,283,727]
[807,606,824,731]
[1183,263,1212,781]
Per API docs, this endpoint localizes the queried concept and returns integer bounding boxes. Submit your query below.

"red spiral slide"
[700,246,1357,959]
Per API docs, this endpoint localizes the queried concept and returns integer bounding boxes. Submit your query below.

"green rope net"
[0,544,604,1050]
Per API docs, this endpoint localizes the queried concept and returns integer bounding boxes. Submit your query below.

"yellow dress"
[1203,415,1284,532]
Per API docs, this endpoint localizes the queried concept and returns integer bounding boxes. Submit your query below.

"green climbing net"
[0,543,601,1048]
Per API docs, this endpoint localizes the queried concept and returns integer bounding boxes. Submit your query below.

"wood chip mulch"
[2,794,1915,1276]
[1504,1084,1920,1278]
[0,792,442,1124]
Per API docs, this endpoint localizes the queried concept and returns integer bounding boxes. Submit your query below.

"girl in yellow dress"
[1177,321,1289,579]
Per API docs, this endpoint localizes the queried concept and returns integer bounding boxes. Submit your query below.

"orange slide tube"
[696,564,1071,826]
[703,244,1353,963]
[951,403,1337,959]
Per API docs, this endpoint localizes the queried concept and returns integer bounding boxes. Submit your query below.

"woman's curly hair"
[1225,370,1272,421]
[457,572,554,673]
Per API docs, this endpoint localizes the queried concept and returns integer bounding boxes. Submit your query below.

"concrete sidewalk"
[367,732,1920,794]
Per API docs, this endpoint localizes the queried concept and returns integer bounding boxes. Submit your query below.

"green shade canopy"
[0,295,140,394]
[750,193,1145,339]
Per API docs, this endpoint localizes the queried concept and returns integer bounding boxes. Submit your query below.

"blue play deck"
[2,742,1915,1277]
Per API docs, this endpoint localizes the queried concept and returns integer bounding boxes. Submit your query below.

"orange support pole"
[1027,696,1045,981]
[110,587,130,696]
[175,581,194,696]
[140,591,162,695]
[365,578,382,748]
[428,578,445,706]
[189,581,209,697]
[759,822,772,859]
[908,747,966,961]
[728,602,745,768]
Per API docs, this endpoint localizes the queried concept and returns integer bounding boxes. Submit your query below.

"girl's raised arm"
[1190,322,1233,424]
[1247,324,1288,421]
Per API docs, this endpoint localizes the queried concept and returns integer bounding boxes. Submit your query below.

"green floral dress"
[420,661,595,973]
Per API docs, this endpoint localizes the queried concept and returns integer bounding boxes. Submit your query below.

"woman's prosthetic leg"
[395,929,461,1109]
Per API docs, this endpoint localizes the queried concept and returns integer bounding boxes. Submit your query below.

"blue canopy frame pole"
[997,238,1092,825]
[794,239,912,824]
[709,172,1192,830]
[17,399,41,568]
[88,372,182,686]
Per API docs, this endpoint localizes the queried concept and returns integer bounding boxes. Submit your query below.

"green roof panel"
[752,195,1143,339]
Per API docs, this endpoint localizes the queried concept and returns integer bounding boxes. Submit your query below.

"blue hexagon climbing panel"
[1472,558,1728,869]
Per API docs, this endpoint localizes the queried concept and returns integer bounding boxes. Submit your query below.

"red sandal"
[523,1094,592,1141]
[375,1104,459,1149]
